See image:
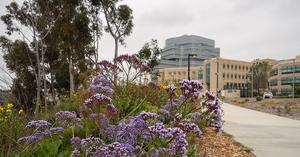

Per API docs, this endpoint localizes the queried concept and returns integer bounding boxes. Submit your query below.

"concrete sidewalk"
[222,103,300,157]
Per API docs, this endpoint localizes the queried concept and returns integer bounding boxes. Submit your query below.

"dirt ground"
[223,97,300,120]
[196,128,255,157]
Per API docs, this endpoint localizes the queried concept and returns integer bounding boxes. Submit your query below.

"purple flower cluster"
[138,111,159,120]
[166,85,176,97]
[55,111,81,128]
[116,116,151,145]
[18,120,53,144]
[114,54,151,73]
[49,127,64,134]
[70,137,136,157]
[202,92,223,133]
[162,99,179,112]
[25,120,51,128]
[178,119,202,137]
[179,80,203,101]
[84,93,112,108]
[106,103,118,118]
[97,60,120,82]
[87,74,114,97]
[149,123,188,156]
[18,130,51,144]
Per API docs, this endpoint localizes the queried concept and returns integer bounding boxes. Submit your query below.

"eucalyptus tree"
[1,0,58,112]
[137,39,161,70]
[98,0,134,59]
[249,61,272,95]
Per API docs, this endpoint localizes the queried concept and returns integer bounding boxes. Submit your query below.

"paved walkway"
[222,103,300,157]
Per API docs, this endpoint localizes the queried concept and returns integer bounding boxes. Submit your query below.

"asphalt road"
[222,103,300,157]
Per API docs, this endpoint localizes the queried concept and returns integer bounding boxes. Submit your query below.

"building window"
[242,75,245,79]
[231,74,233,79]
[281,77,300,85]
[242,66,245,70]
[235,74,237,79]
[231,65,233,69]
[173,72,176,75]
[270,69,278,76]
[227,74,229,79]
[198,69,203,79]
[169,72,172,75]
[239,65,241,70]
[227,64,230,69]
[205,64,211,88]
[223,73,225,79]
[178,72,181,75]
[281,65,300,74]
[238,75,241,79]
[223,64,225,69]
[270,79,278,86]
[235,65,237,70]
[246,66,248,71]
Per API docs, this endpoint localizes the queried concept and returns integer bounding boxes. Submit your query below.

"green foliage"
[249,61,272,95]
[0,105,28,157]
[187,144,198,157]
[16,138,73,157]
[137,39,161,70]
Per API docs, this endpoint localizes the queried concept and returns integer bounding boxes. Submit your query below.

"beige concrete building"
[157,66,202,84]
[269,55,300,95]
[201,57,252,93]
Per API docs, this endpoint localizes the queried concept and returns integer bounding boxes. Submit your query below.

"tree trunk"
[113,38,119,84]
[69,54,75,97]
[49,66,56,105]
[41,43,48,113]
[34,33,41,113]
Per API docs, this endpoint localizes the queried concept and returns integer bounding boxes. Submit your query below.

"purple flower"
[178,119,202,137]
[166,85,176,97]
[25,120,51,129]
[70,149,81,157]
[84,93,112,108]
[70,137,82,149]
[99,124,116,141]
[107,103,118,118]
[139,111,159,120]
[179,80,203,101]
[55,111,81,128]
[80,137,103,151]
[151,148,168,157]
[87,74,114,97]
[50,127,64,134]
[18,130,51,144]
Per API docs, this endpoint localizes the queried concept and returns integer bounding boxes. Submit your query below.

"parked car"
[263,92,273,99]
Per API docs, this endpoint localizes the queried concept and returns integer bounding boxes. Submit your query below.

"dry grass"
[224,98,300,120]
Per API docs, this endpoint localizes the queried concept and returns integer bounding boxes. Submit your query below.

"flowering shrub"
[16,73,222,156]
[97,54,151,85]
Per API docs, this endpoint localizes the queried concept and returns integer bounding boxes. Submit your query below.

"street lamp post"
[293,59,295,99]
[188,54,197,80]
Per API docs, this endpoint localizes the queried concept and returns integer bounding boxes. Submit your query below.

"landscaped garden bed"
[0,55,255,156]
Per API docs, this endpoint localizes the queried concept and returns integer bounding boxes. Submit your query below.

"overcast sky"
[1,0,300,88]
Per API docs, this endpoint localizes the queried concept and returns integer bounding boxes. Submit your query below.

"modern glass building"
[269,55,300,95]
[152,35,220,80]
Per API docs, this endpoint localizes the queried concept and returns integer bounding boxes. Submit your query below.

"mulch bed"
[195,128,255,157]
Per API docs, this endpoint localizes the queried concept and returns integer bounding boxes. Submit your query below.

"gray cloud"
[1,0,300,65]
